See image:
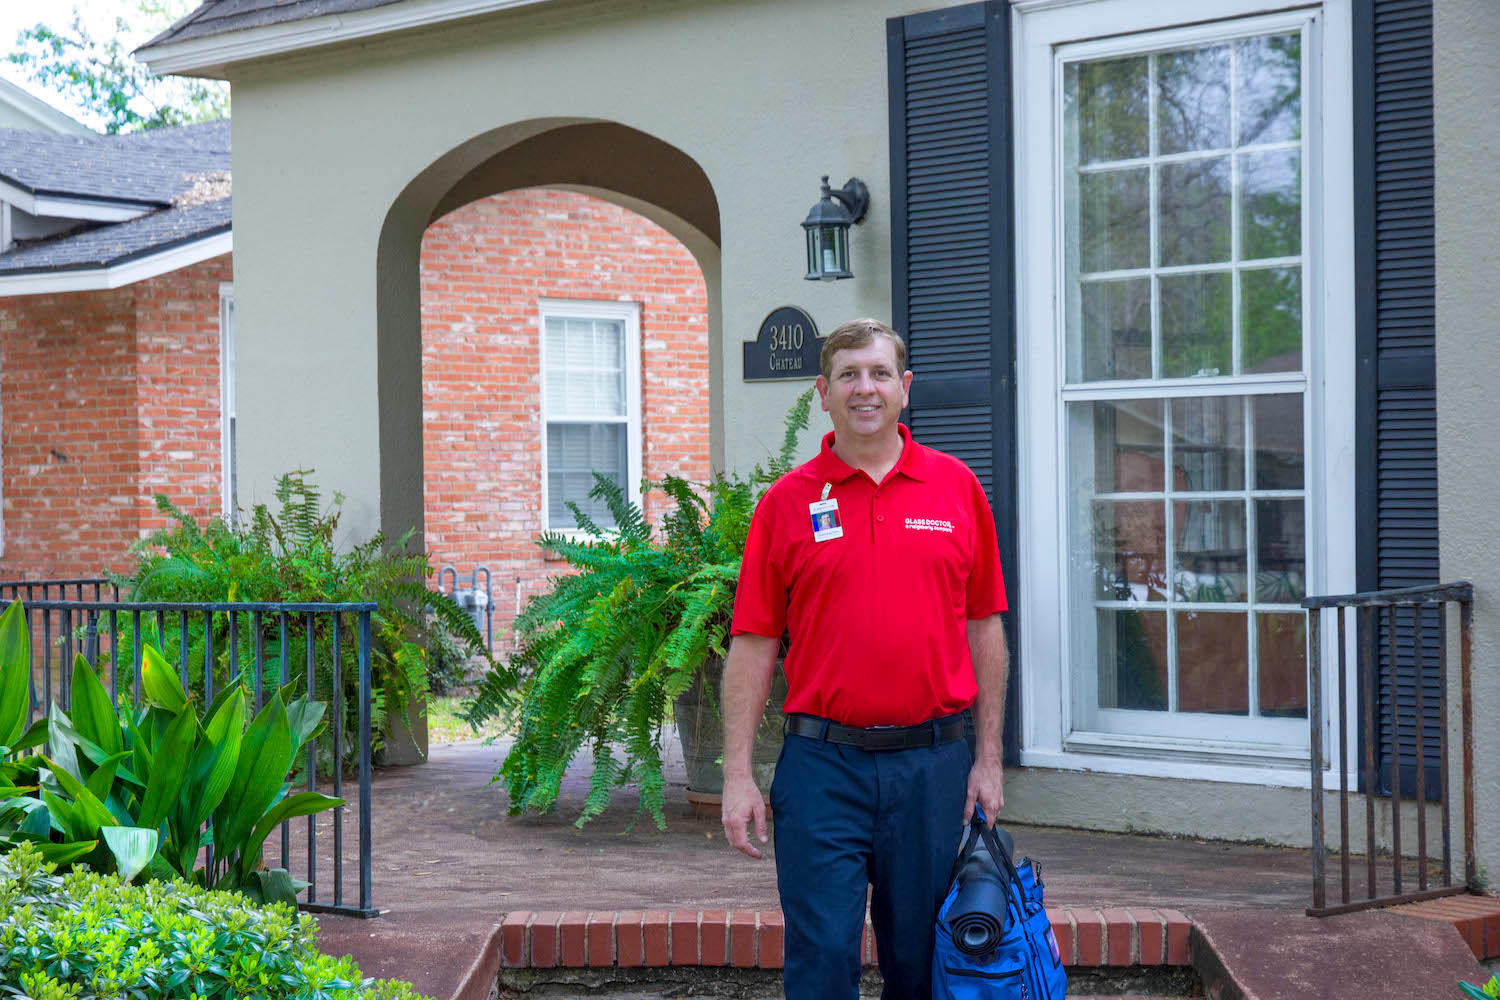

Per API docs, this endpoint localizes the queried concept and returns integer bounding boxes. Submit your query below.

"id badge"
[809,498,843,542]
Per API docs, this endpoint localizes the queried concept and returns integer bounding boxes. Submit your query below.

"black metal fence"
[1304,581,1475,916]
[16,597,379,919]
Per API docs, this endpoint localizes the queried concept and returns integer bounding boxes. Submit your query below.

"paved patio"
[304,736,1493,999]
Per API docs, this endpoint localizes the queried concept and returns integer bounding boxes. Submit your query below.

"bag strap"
[969,807,1040,916]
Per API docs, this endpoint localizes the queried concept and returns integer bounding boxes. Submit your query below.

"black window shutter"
[887,1,1018,763]
[1354,0,1439,798]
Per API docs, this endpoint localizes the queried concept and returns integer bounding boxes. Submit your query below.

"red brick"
[559,912,587,967]
[670,910,699,965]
[1046,908,1075,965]
[1128,907,1164,965]
[1101,906,1136,965]
[700,909,729,966]
[730,910,757,968]
[500,911,532,967]
[1074,909,1104,966]
[586,912,614,967]
[1160,908,1192,965]
[643,910,670,966]
[615,910,645,967]
[759,910,784,969]
[529,911,563,968]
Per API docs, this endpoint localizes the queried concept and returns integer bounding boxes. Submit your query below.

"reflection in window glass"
[1177,611,1249,714]
[1093,500,1168,602]
[1160,272,1232,377]
[1241,266,1302,373]
[1080,168,1151,272]
[1086,398,1163,493]
[1240,149,1301,260]
[1080,279,1152,381]
[1237,33,1302,145]
[1159,157,1231,267]
[1253,395,1304,489]
[1258,612,1308,718]
[1158,44,1231,154]
[1098,609,1168,711]
[1174,500,1247,602]
[1070,56,1150,163]
[1171,396,1245,492]
[1255,498,1305,601]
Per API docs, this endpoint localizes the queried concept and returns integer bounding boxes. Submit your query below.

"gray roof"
[0,120,232,275]
[0,198,231,275]
[0,120,231,205]
[145,0,408,48]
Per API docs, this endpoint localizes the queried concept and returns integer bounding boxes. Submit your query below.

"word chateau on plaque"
[743,306,823,382]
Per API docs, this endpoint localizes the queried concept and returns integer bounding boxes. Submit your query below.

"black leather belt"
[784,711,968,751]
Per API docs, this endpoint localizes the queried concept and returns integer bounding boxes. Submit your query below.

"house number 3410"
[768,324,805,352]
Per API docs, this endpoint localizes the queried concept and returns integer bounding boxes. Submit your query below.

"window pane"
[1255,498,1305,601]
[547,422,627,529]
[1158,44,1231,154]
[1161,271,1232,377]
[1177,611,1248,714]
[1092,500,1167,602]
[1171,396,1245,492]
[1174,499,1247,602]
[1159,157,1231,266]
[1079,278,1152,381]
[1097,608,1168,711]
[1077,398,1163,494]
[1253,394,1304,489]
[1080,168,1150,272]
[1258,612,1307,718]
[1241,266,1302,373]
[1240,149,1301,260]
[1237,33,1301,146]
[1068,56,1150,163]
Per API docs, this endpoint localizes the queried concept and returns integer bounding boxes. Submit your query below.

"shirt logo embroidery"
[904,517,954,534]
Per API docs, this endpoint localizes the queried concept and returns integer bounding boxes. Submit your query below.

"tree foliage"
[7,2,229,134]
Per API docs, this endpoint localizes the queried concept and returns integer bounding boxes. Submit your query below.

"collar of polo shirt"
[811,423,929,484]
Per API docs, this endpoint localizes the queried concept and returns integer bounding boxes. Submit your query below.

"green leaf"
[69,654,123,756]
[84,750,132,802]
[43,760,118,834]
[8,717,49,755]
[284,693,326,754]
[212,693,292,872]
[184,687,244,828]
[238,791,342,884]
[141,644,189,714]
[45,707,85,786]
[0,600,30,748]
[138,707,197,831]
[29,838,98,865]
[100,825,159,883]
[249,867,308,908]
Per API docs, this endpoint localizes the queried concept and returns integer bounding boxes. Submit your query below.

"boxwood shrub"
[0,842,431,1000]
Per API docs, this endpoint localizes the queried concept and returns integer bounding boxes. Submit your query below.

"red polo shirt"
[731,424,1007,727]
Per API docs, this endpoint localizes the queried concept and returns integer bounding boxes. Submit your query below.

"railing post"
[1308,604,1326,912]
[1461,594,1476,890]
[359,609,374,913]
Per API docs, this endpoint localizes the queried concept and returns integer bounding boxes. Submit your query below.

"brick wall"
[0,190,710,632]
[419,188,710,632]
[0,255,230,581]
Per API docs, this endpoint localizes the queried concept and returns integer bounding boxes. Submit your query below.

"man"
[721,317,1009,1000]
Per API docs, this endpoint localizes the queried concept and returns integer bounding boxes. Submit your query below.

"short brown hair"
[819,318,907,379]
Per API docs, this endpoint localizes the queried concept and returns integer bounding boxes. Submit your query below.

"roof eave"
[0,227,232,298]
[136,0,557,78]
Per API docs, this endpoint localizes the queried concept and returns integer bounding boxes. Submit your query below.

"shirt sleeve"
[730,490,788,638]
[965,472,1009,618]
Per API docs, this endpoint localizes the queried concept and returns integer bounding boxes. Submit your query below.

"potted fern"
[465,390,811,828]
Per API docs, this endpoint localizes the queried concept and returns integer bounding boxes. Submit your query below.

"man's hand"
[963,751,1005,828]
[721,774,769,859]
[719,633,779,860]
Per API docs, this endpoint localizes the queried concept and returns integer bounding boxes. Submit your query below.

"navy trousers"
[769,727,971,1000]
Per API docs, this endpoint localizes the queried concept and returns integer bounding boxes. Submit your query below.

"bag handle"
[967,807,1040,916]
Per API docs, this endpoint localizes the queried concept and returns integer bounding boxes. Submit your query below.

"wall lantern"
[802,175,869,281]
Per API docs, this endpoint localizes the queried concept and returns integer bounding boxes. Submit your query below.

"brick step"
[498,906,1193,970]
[1394,893,1500,960]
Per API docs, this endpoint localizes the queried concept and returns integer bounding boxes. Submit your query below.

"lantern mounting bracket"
[826,177,869,224]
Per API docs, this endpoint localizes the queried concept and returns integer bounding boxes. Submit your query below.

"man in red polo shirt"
[721,318,1009,1000]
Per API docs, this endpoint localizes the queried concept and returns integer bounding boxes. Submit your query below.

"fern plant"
[99,470,492,765]
[467,390,811,828]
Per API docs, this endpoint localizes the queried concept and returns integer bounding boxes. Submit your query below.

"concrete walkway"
[306,739,1492,999]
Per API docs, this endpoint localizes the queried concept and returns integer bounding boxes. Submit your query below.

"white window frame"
[538,299,643,535]
[1012,0,1356,786]
[219,282,236,522]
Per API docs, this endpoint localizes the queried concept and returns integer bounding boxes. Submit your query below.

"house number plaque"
[743,306,823,381]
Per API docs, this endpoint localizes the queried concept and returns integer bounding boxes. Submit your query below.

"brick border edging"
[1395,894,1500,961]
[497,906,1193,971]
[451,922,505,1000]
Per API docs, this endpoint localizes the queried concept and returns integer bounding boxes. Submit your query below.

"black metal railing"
[1304,581,1475,916]
[18,598,379,919]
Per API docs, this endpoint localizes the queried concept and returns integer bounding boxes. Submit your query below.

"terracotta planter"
[673,656,787,795]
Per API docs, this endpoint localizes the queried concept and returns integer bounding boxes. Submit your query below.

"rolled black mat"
[948,826,1016,956]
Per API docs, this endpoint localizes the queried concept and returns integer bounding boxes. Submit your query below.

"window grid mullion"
[1163,393,1178,712]
[1244,395,1261,718]
[1230,39,1243,377]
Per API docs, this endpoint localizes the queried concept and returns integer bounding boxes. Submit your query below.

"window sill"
[1020,739,1317,789]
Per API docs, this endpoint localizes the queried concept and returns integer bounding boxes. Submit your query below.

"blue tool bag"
[932,812,1067,1000]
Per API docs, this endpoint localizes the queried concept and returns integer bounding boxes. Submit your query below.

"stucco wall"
[1434,0,1500,888]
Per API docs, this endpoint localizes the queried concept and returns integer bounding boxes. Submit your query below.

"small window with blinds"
[539,301,642,532]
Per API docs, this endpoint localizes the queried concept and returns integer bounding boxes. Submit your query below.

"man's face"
[815,338,912,443]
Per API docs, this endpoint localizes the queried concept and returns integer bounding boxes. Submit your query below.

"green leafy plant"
[100,470,491,764]
[468,390,811,828]
[0,600,342,908]
[1461,975,1500,999]
[0,841,429,999]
